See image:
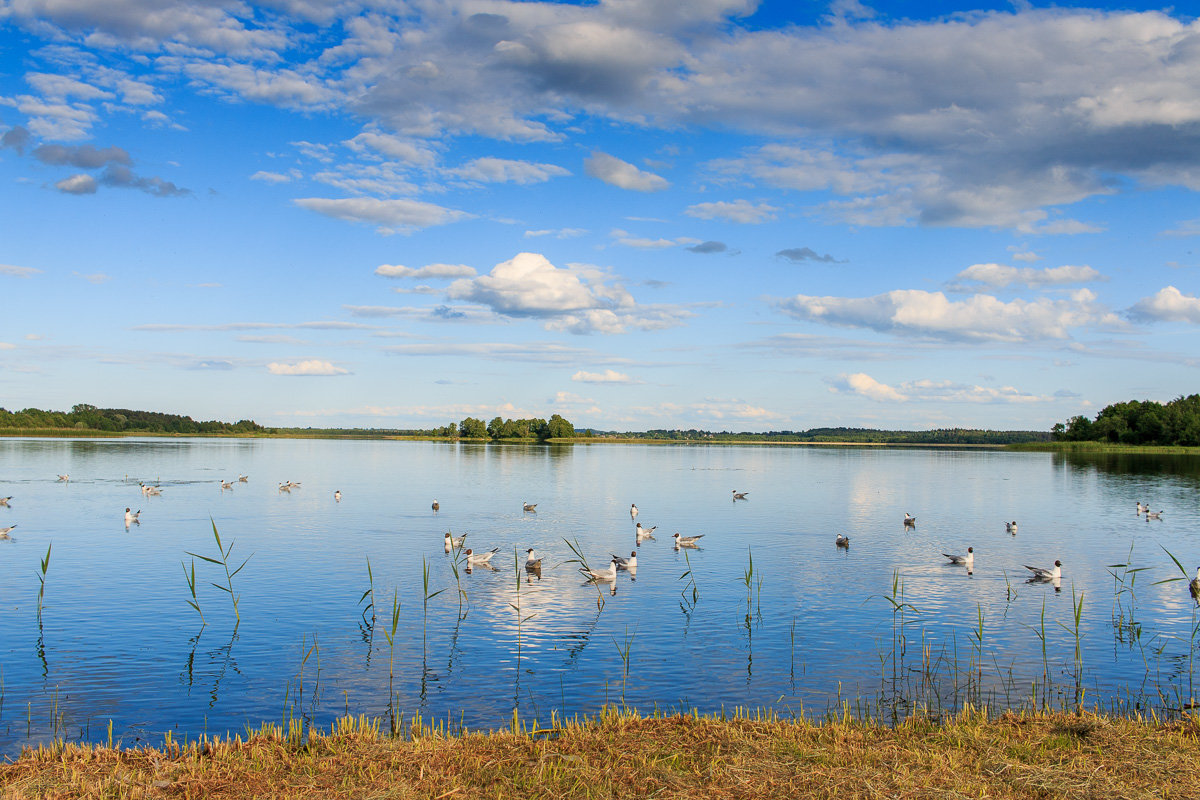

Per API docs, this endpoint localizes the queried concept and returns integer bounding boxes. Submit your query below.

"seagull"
[835,534,850,548]
[579,558,618,582]
[732,490,748,500]
[943,547,973,567]
[1136,502,1148,515]
[238,475,249,483]
[635,523,657,541]
[524,548,542,569]
[431,499,439,512]
[523,502,537,512]
[465,547,499,565]
[1190,567,1200,606]
[444,531,467,548]
[1006,521,1018,534]
[630,503,638,519]
[611,551,637,569]
[0,496,11,506]
[220,479,233,490]
[904,513,917,526]
[57,474,69,482]
[673,532,704,547]
[141,483,162,496]
[1024,560,1063,581]
[0,524,16,537]
[334,490,342,502]
[1146,510,1164,520]
[124,508,140,525]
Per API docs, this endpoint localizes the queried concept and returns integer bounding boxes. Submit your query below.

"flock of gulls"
[5,477,1198,608]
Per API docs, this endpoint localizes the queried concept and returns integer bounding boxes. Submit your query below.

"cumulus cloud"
[687,241,728,254]
[99,165,189,197]
[267,359,349,376]
[525,227,588,239]
[375,263,476,279]
[831,373,1053,404]
[778,288,1122,342]
[448,157,570,184]
[55,174,97,194]
[294,197,469,233]
[1128,286,1200,323]
[572,369,635,384]
[584,152,669,192]
[1,125,31,153]
[609,229,699,249]
[250,169,300,183]
[446,252,689,334]
[33,143,131,168]
[776,247,843,264]
[948,263,1102,290]
[685,200,778,224]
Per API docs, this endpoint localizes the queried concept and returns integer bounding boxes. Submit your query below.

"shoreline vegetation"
[3,708,1198,798]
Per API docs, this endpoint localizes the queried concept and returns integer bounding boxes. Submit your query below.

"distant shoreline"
[5,429,1200,452]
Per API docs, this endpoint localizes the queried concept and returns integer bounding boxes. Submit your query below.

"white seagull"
[1146,510,1164,520]
[635,523,657,541]
[1136,502,1148,515]
[1006,521,1018,534]
[1025,560,1063,581]
[220,479,233,490]
[904,513,917,526]
[431,499,439,512]
[732,490,748,500]
[525,548,543,569]
[238,474,249,483]
[673,533,704,547]
[0,496,11,506]
[57,474,69,482]
[835,534,850,548]
[0,524,16,537]
[523,501,537,512]
[465,547,499,565]
[334,490,342,502]
[630,503,638,519]
[124,508,140,525]
[444,531,467,548]
[579,558,618,582]
[943,547,974,567]
[611,551,637,569]
[141,483,162,496]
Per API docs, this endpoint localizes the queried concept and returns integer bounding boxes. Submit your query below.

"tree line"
[1052,395,1200,446]
[0,404,264,434]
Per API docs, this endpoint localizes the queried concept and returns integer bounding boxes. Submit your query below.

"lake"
[1,437,1199,755]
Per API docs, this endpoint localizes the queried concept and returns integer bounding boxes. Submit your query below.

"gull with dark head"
[943,547,973,568]
[673,533,704,548]
[579,558,618,582]
[524,548,543,569]
[732,490,748,500]
[1006,521,1018,534]
[0,524,16,538]
[465,547,499,565]
[431,499,439,512]
[124,508,140,526]
[523,502,537,513]
[611,551,637,569]
[635,523,657,541]
[835,534,849,548]
[444,531,467,549]
[904,513,916,526]
[630,503,638,519]
[1025,560,1062,581]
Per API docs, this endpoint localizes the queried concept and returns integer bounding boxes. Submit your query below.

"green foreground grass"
[2,708,1198,799]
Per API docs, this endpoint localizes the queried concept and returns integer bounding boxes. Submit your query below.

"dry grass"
[3,708,1198,799]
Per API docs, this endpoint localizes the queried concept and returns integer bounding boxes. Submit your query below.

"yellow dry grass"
[2,708,1198,799]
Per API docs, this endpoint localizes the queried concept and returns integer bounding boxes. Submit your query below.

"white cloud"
[948,263,1102,290]
[0,264,41,278]
[572,369,634,384]
[374,263,476,279]
[525,228,588,239]
[610,229,698,249]
[685,200,779,224]
[74,271,111,284]
[447,252,690,334]
[250,170,299,183]
[293,197,469,234]
[0,342,16,350]
[584,152,669,192]
[778,288,1121,342]
[831,373,1053,404]
[344,132,438,168]
[448,157,570,185]
[267,359,349,376]
[55,173,98,194]
[1128,286,1200,324]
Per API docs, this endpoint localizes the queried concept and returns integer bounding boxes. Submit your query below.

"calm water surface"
[1,438,1199,755]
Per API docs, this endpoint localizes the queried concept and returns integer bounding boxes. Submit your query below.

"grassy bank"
[2,708,1197,798]
[1008,441,1200,455]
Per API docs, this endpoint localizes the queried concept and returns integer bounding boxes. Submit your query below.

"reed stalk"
[186,520,252,627]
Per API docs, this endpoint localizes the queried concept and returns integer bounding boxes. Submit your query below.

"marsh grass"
[182,558,204,627]
[6,709,1200,800]
[678,548,698,612]
[563,537,606,609]
[35,544,50,622]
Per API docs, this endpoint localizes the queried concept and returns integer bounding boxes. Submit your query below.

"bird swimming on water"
[1006,521,1018,534]
[835,533,849,548]
[732,490,748,500]
[630,503,638,519]
[673,532,704,547]
[523,501,537,512]
[431,499,439,511]
[1024,560,1062,581]
[943,547,973,567]
[904,513,917,526]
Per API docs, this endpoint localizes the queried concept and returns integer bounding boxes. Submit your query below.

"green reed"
[182,558,205,627]
[359,556,376,622]
[1154,546,1198,704]
[612,625,636,706]
[448,544,469,619]
[1107,543,1151,643]
[563,537,606,609]
[35,543,51,622]
[382,591,401,735]
[678,548,698,611]
[1059,585,1086,710]
[509,551,538,698]
[186,520,252,627]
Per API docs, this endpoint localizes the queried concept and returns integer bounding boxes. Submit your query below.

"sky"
[1,0,1199,432]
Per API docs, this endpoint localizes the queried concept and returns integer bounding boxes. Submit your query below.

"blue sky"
[2,0,1199,431]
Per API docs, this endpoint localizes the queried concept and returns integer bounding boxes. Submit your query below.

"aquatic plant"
[563,537,606,609]
[182,558,205,627]
[186,520,252,627]
[612,625,636,706]
[35,543,51,622]
[382,591,401,735]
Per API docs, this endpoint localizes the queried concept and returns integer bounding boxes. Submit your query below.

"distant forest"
[1,405,1055,445]
[1052,395,1200,446]
[0,404,263,435]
